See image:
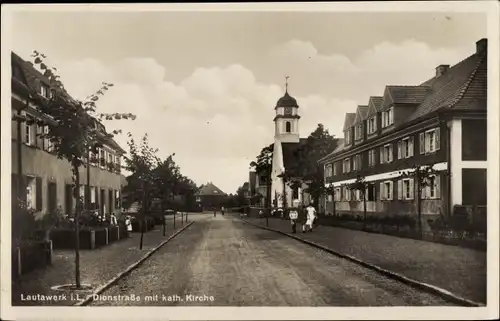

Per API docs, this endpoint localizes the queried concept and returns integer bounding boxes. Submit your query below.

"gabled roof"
[197,182,227,196]
[381,85,432,110]
[342,113,356,131]
[366,96,383,117]
[319,38,488,163]
[408,50,486,121]
[354,105,369,124]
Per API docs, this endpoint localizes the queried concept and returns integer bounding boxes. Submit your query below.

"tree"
[324,183,337,216]
[288,124,338,208]
[123,133,158,250]
[250,144,273,226]
[345,175,369,229]
[398,163,446,237]
[28,51,134,289]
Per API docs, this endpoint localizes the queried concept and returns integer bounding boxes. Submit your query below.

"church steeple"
[273,76,300,143]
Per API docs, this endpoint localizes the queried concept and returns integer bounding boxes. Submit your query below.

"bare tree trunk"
[86,147,91,210]
[417,178,422,238]
[16,108,24,205]
[363,191,367,230]
[139,180,145,250]
[73,165,81,288]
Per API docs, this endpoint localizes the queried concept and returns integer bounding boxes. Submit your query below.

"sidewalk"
[243,216,486,304]
[11,221,190,306]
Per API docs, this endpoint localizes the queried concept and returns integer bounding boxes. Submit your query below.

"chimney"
[435,64,450,77]
[476,38,487,54]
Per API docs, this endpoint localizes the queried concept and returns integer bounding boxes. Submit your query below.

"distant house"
[319,38,488,227]
[195,182,227,210]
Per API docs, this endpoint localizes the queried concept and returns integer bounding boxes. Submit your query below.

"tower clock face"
[284,107,293,115]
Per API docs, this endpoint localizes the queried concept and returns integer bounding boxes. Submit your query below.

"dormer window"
[40,84,50,98]
[354,123,363,141]
[382,108,394,128]
[344,129,352,145]
[367,116,377,134]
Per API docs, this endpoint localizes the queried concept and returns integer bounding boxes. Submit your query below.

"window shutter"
[36,177,42,211]
[397,141,402,159]
[379,182,385,200]
[389,108,394,125]
[380,147,384,164]
[435,128,441,151]
[435,175,441,199]
[389,145,393,162]
[397,180,402,200]
[409,137,414,157]
[409,178,414,200]
[419,133,425,154]
[389,182,393,200]
[374,117,377,131]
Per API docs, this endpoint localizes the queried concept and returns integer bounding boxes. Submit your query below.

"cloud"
[35,38,470,193]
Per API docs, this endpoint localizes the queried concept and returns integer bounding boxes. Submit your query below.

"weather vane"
[285,75,290,92]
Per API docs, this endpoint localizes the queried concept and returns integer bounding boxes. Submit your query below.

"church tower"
[274,76,300,143]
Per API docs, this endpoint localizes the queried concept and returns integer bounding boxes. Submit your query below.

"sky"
[8,8,487,194]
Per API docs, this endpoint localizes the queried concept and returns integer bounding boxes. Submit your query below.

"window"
[99,148,106,168]
[398,178,414,200]
[24,116,33,145]
[325,164,333,178]
[398,137,414,159]
[420,128,441,154]
[327,195,333,202]
[285,121,291,133]
[353,154,362,171]
[334,187,341,201]
[380,144,393,164]
[382,108,394,128]
[26,176,36,210]
[343,186,351,201]
[342,158,351,173]
[355,123,363,140]
[40,85,50,98]
[367,116,377,134]
[333,162,338,176]
[368,149,377,167]
[43,125,54,152]
[108,153,113,170]
[367,183,376,201]
[353,189,362,201]
[380,181,393,200]
[422,175,441,199]
[344,129,352,145]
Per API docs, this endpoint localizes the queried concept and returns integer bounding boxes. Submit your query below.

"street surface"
[90,213,455,306]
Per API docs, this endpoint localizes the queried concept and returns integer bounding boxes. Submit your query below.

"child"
[303,203,317,233]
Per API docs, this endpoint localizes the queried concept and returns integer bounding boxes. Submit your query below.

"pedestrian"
[125,216,132,237]
[213,208,217,217]
[110,213,118,226]
[289,200,300,233]
[302,203,317,233]
[221,206,225,216]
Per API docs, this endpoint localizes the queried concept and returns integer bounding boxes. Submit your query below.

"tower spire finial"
[285,75,290,93]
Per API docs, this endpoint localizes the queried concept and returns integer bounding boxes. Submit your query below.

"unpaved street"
[90,214,455,306]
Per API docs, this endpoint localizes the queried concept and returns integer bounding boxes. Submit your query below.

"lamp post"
[266,152,272,227]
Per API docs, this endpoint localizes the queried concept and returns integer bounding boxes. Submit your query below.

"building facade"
[195,182,227,210]
[11,52,126,218]
[319,39,487,227]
